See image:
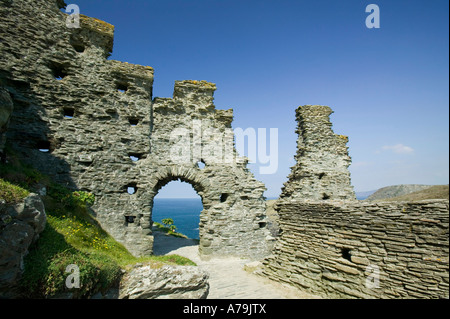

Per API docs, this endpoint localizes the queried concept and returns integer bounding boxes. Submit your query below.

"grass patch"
[0,148,49,191]
[379,185,449,202]
[0,178,29,204]
[153,221,188,239]
[21,205,195,298]
[1,147,196,298]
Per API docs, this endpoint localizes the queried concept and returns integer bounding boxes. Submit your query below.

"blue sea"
[152,197,279,239]
[152,198,203,239]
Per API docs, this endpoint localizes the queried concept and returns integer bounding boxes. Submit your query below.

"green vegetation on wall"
[0,148,195,298]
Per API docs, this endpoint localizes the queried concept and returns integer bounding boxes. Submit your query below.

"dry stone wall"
[0,0,271,259]
[262,103,448,299]
[261,199,449,298]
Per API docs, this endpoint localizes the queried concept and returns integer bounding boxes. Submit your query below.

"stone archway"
[0,4,272,262]
[147,164,268,257]
[139,81,274,260]
[148,166,208,246]
[84,80,274,260]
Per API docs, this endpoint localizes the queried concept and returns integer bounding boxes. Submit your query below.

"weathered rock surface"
[0,194,46,298]
[119,264,209,299]
[280,105,356,201]
[0,0,271,260]
[265,200,280,237]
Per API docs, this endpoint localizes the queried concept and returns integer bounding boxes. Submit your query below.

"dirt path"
[153,229,320,299]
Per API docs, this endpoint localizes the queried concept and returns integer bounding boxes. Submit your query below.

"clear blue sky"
[72,0,449,198]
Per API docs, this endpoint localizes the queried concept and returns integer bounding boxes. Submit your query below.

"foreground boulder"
[119,264,209,299]
[0,194,46,298]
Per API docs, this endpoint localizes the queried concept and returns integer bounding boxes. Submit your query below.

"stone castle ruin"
[0,0,271,259]
[280,105,356,201]
[1,0,448,299]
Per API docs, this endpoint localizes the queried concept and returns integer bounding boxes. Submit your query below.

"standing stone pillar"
[280,105,356,201]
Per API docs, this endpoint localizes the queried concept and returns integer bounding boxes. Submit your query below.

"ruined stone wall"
[0,0,271,259]
[262,104,448,298]
[149,80,272,258]
[261,199,449,298]
[1,0,155,256]
[281,105,356,201]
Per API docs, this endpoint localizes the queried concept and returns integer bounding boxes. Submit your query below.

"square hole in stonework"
[71,40,86,53]
[126,183,137,195]
[129,153,143,162]
[341,248,352,261]
[73,44,85,53]
[197,160,206,169]
[125,216,136,224]
[116,82,129,93]
[220,193,229,203]
[37,141,51,153]
[70,34,86,53]
[129,118,139,126]
[50,63,69,81]
[63,108,75,119]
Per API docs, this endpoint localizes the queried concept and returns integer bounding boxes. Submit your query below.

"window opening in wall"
[72,42,85,53]
[220,193,229,203]
[341,248,352,262]
[125,216,136,224]
[318,173,326,180]
[258,222,267,229]
[129,153,143,162]
[197,160,206,169]
[63,108,75,119]
[129,118,139,126]
[322,193,330,200]
[126,183,137,195]
[37,141,51,153]
[50,63,68,81]
[116,82,128,93]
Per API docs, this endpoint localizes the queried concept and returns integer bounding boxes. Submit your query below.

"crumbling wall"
[281,105,356,201]
[148,80,272,258]
[261,104,448,298]
[0,0,155,256]
[0,0,271,259]
[261,199,449,298]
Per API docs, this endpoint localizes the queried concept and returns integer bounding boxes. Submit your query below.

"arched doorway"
[150,176,206,256]
[152,180,203,240]
[143,165,270,259]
